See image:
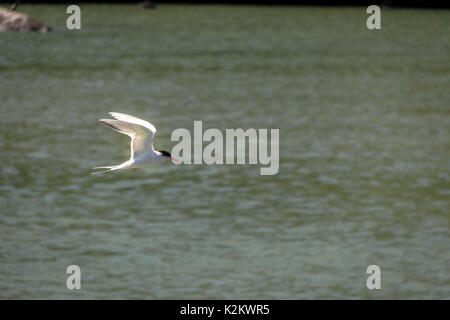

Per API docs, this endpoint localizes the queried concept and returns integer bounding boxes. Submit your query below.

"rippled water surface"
[0,5,449,299]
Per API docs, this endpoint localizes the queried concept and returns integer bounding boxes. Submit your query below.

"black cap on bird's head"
[159,150,171,158]
[159,150,179,163]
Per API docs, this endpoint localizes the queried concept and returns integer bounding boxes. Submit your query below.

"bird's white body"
[92,112,169,174]
[132,150,168,168]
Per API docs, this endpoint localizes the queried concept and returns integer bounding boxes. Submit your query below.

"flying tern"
[92,112,177,175]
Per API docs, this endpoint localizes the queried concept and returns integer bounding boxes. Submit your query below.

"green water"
[0,4,449,299]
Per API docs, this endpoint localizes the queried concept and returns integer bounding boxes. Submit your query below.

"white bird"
[92,112,177,175]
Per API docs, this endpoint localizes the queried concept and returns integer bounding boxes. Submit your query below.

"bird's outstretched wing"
[99,112,157,159]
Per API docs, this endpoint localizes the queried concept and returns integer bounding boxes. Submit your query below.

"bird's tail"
[91,161,133,175]
[91,165,120,175]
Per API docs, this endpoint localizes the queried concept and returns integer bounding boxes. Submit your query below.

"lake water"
[0,4,449,299]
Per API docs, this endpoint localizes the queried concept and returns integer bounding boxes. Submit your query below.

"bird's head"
[159,150,171,158]
[159,150,179,163]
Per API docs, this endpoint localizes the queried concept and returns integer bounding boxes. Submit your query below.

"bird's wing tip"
[109,112,124,117]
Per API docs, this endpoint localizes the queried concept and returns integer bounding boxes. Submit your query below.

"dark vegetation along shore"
[0,5,50,32]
